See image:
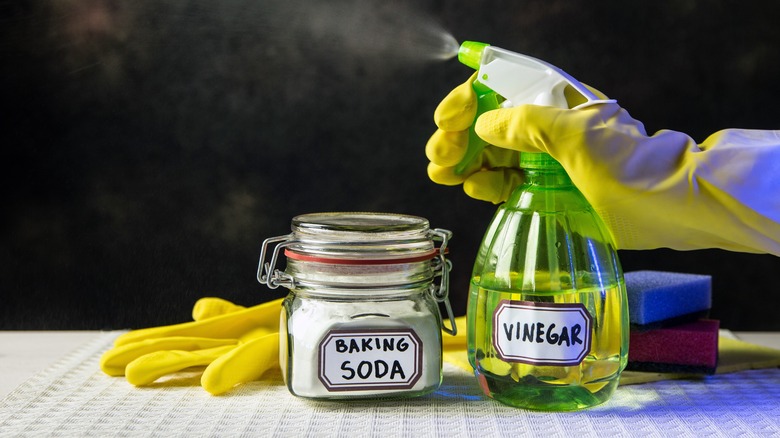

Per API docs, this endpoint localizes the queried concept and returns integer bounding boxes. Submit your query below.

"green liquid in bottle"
[466,153,629,411]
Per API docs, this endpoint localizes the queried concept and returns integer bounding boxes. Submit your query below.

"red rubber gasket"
[284,248,445,265]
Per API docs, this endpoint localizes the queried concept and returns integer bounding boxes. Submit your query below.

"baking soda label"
[318,328,423,391]
[492,300,592,366]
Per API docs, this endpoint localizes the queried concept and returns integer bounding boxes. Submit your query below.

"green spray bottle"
[457,41,629,411]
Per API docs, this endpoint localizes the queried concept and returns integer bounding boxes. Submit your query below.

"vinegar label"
[318,328,422,391]
[492,300,593,366]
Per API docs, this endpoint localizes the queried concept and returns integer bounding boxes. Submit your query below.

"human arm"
[427,77,780,255]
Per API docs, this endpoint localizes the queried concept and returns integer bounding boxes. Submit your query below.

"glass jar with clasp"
[258,212,457,399]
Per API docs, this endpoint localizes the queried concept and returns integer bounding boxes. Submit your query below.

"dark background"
[3,0,779,330]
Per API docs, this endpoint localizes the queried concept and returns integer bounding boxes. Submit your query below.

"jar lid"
[286,212,436,263]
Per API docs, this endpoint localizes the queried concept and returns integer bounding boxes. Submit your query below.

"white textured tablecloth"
[1,332,779,437]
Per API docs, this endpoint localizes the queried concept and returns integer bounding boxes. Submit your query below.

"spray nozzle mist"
[439,34,460,61]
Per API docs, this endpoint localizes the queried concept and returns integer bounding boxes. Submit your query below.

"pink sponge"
[627,319,719,374]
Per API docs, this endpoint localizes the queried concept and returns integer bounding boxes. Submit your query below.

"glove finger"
[425,129,468,167]
[427,162,467,186]
[125,345,236,386]
[192,297,246,321]
[113,298,283,347]
[239,326,277,343]
[475,103,627,155]
[201,333,280,395]
[463,168,524,204]
[100,336,239,376]
[433,73,478,131]
[480,145,519,169]
[474,106,554,153]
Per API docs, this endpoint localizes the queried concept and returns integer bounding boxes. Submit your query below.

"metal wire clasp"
[430,228,457,336]
[257,234,295,289]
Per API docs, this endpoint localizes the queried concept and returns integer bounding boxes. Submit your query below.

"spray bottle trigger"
[532,79,570,108]
[453,81,502,176]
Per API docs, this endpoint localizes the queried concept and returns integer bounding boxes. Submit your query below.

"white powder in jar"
[281,296,443,398]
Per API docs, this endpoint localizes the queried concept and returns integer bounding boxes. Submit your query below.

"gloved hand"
[428,76,780,255]
[100,297,282,395]
[426,73,524,204]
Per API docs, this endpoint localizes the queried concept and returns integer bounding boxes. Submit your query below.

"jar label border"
[491,300,593,366]
[318,328,423,392]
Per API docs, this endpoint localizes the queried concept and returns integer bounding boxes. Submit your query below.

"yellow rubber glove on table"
[428,76,780,255]
[101,297,282,395]
[101,297,470,395]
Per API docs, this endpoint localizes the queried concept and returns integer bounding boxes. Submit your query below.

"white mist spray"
[255,0,459,65]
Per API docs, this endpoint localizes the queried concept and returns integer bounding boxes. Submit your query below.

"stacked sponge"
[625,270,718,374]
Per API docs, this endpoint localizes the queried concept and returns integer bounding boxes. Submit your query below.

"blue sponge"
[625,270,712,327]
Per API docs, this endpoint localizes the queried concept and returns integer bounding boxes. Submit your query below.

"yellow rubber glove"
[100,297,283,395]
[427,73,524,204]
[428,77,780,255]
[441,315,471,373]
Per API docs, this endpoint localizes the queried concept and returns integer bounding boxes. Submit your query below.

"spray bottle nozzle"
[451,40,615,175]
[457,41,489,70]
